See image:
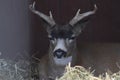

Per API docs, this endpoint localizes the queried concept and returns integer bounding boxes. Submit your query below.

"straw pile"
[57,63,120,80]
[0,58,119,80]
[0,58,32,80]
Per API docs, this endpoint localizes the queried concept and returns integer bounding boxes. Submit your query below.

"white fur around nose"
[54,56,72,66]
[54,39,67,52]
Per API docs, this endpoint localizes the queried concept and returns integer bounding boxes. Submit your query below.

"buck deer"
[30,2,120,80]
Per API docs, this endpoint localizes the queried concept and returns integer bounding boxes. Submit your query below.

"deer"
[29,2,120,80]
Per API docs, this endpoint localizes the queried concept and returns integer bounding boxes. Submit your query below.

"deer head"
[29,2,97,66]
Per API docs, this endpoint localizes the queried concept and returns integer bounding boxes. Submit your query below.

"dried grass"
[0,57,119,80]
[57,63,120,80]
[0,56,32,80]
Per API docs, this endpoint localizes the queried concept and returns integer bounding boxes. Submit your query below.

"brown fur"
[37,42,120,80]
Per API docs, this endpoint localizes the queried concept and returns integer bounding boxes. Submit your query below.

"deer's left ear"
[71,17,90,36]
[69,5,97,36]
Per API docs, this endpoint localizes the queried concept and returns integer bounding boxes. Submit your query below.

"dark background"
[30,0,120,57]
[0,0,120,59]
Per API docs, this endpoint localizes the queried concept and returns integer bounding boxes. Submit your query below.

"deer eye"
[49,37,54,40]
[69,36,75,40]
[48,35,56,41]
[69,37,75,40]
[67,36,76,43]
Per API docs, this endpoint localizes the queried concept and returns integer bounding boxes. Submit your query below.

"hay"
[0,57,119,80]
[0,58,32,80]
[57,63,120,80]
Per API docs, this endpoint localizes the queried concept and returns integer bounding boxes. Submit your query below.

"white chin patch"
[54,56,72,66]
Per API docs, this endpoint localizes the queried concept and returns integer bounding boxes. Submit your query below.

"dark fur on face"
[50,24,74,39]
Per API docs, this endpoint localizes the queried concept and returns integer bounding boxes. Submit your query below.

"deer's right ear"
[29,1,56,33]
[70,18,90,36]
[69,5,97,35]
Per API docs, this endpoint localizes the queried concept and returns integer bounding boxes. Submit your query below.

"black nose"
[53,49,67,58]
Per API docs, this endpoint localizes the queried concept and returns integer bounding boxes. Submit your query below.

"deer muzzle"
[53,49,67,58]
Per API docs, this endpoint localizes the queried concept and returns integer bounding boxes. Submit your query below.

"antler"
[29,1,56,26]
[69,5,97,26]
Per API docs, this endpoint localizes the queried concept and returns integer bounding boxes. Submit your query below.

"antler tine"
[29,1,56,26]
[76,9,81,16]
[69,4,97,26]
[49,11,53,19]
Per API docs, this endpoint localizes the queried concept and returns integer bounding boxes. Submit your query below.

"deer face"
[29,2,97,65]
[48,24,76,59]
